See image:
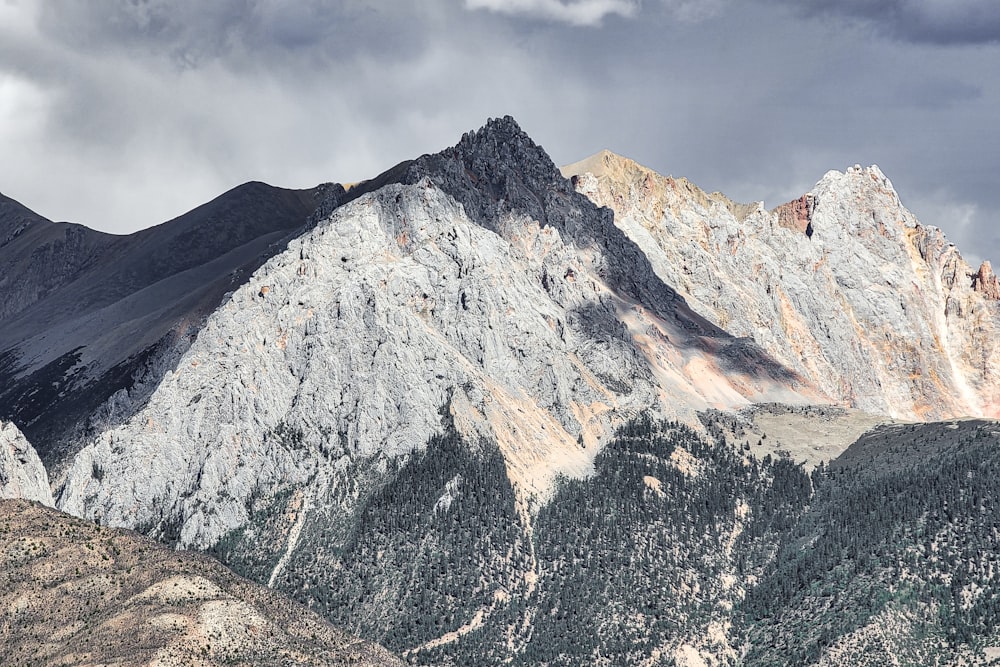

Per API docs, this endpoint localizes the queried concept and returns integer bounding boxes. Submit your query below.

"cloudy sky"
[1,0,998,263]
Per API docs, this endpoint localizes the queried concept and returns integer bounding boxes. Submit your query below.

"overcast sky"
[1,0,997,264]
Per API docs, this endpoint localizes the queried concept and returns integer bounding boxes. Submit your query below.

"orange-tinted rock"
[972,261,1000,300]
[775,194,815,237]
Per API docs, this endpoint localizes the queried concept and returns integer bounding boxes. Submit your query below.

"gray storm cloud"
[774,0,1000,45]
[464,0,637,26]
[0,0,997,267]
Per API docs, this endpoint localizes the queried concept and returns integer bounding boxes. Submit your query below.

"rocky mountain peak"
[563,150,762,224]
[400,115,568,236]
[973,260,1000,300]
[454,114,549,169]
[559,149,621,179]
[566,155,1000,420]
[812,164,902,220]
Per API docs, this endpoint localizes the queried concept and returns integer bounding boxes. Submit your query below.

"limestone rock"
[0,421,53,505]
[564,152,1000,420]
[973,261,1000,300]
[58,119,814,550]
[0,183,328,468]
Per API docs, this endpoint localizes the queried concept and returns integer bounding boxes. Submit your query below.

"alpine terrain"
[2,116,1000,666]
[562,150,1000,421]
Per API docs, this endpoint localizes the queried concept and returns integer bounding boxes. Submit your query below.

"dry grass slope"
[0,499,402,667]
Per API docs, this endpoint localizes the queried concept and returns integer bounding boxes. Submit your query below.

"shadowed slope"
[0,183,329,466]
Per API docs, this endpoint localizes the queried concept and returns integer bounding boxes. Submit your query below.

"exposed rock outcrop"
[0,183,329,469]
[0,421,53,505]
[973,260,1000,300]
[564,153,1000,420]
[59,119,813,550]
[774,193,815,237]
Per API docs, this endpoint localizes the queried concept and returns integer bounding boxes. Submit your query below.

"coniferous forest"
[199,410,1000,665]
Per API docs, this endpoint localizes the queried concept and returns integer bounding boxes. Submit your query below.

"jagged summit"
[454,114,551,168]
[821,163,892,185]
[562,149,761,222]
[773,164,903,236]
[567,155,1000,420]
[973,260,1000,299]
[402,115,573,235]
[318,115,561,235]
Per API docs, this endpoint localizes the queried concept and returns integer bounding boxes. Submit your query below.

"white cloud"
[464,0,730,26]
[659,0,728,23]
[464,0,637,27]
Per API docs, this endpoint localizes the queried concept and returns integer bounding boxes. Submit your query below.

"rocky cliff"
[0,183,330,469]
[563,151,1000,420]
[58,118,812,551]
[0,421,52,505]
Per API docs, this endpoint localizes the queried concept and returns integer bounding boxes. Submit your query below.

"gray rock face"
[400,117,748,348]
[0,183,328,467]
[564,152,1000,420]
[59,120,812,550]
[0,421,53,505]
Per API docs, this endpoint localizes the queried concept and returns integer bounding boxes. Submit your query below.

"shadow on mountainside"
[347,115,802,387]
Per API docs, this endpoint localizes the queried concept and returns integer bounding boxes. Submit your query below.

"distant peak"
[464,114,527,141]
[448,115,557,176]
[973,260,1000,300]
[560,149,637,180]
[561,150,760,222]
[453,115,534,159]
[818,164,895,193]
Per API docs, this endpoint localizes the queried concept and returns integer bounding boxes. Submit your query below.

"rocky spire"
[775,194,815,237]
[401,115,567,235]
[972,260,1000,300]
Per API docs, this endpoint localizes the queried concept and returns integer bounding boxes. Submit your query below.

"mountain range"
[2,116,999,666]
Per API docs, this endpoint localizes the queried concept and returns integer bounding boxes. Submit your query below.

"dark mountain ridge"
[0,181,331,466]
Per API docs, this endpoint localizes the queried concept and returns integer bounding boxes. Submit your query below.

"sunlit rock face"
[565,151,1000,421]
[59,118,810,550]
[0,420,53,505]
[0,182,328,469]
